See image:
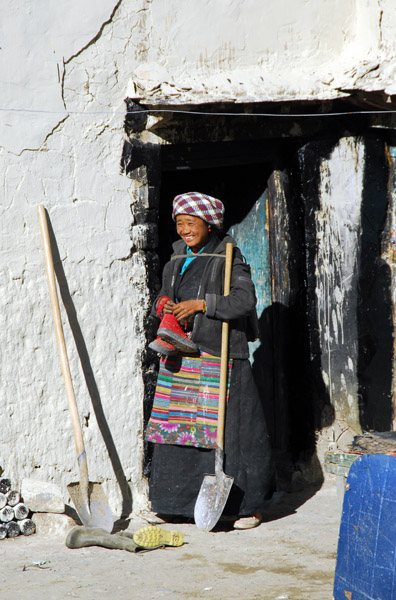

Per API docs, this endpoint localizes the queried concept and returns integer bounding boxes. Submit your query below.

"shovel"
[38,206,113,532]
[194,242,234,531]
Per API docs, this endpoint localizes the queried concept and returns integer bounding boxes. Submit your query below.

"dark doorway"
[157,139,314,472]
[358,137,393,431]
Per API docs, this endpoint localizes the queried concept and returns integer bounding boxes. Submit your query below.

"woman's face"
[175,214,210,252]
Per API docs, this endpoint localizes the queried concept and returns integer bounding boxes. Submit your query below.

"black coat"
[152,234,259,359]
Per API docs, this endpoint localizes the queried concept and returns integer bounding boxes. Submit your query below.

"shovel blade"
[67,482,114,532]
[194,472,234,532]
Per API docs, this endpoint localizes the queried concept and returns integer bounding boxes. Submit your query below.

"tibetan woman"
[145,192,273,529]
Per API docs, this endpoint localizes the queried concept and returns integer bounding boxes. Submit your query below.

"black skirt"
[149,358,274,517]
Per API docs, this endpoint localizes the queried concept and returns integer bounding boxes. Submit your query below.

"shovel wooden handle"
[216,242,233,451]
[37,206,89,488]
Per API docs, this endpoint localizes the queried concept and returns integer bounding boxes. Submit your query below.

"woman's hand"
[172,300,204,322]
[162,300,177,314]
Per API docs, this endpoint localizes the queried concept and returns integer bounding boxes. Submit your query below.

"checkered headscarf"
[172,192,224,229]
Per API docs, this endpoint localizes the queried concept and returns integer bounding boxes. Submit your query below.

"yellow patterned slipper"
[133,526,184,549]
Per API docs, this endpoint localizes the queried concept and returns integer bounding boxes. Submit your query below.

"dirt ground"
[0,475,340,600]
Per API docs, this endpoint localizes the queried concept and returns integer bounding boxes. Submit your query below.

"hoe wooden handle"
[216,242,233,451]
[37,206,88,486]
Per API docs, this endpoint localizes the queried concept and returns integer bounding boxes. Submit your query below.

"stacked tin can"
[0,477,35,538]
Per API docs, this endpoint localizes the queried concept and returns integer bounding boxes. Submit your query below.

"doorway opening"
[157,138,315,481]
[123,100,396,487]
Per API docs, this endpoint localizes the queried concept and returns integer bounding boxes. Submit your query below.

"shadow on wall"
[358,137,393,431]
[252,302,328,491]
[46,216,133,519]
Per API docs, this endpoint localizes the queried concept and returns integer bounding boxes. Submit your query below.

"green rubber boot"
[65,526,139,553]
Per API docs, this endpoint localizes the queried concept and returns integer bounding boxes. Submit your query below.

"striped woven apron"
[145,352,232,449]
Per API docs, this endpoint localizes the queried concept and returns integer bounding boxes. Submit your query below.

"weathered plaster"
[127,0,396,104]
[315,137,364,429]
[0,0,123,153]
[0,0,152,516]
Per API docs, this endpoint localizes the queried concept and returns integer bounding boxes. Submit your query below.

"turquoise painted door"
[228,190,271,359]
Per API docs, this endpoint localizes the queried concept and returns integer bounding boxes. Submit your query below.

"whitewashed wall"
[0,0,152,516]
[129,0,396,103]
[1,0,395,515]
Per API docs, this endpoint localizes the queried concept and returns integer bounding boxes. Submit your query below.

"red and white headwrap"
[172,192,224,229]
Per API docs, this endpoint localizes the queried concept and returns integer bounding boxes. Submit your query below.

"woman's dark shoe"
[157,314,199,354]
[233,512,263,530]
